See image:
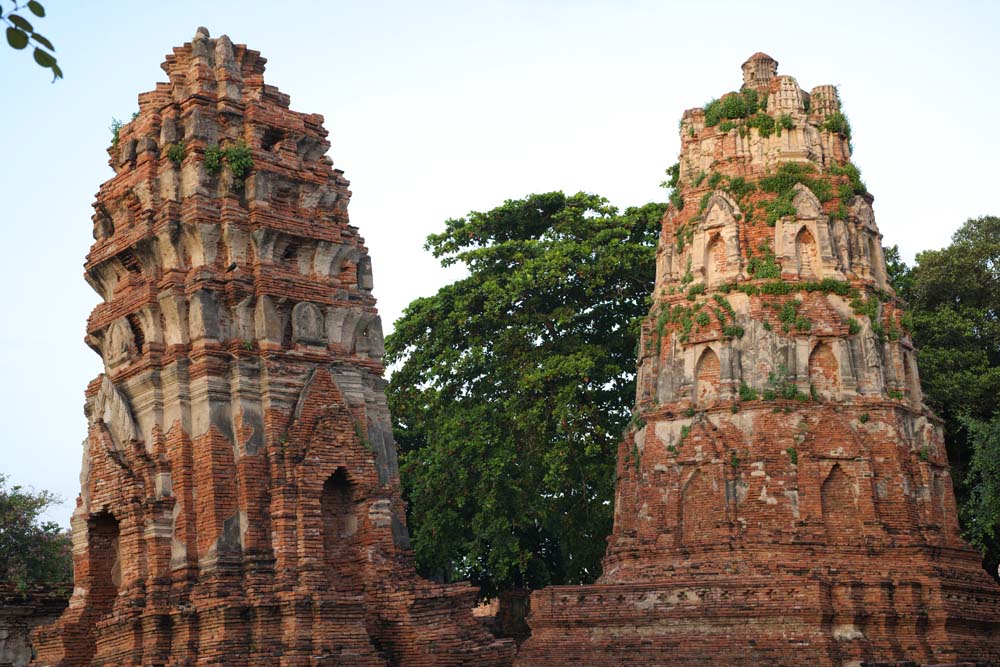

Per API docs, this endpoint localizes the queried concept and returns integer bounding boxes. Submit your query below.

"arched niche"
[792,184,823,219]
[353,314,385,358]
[695,193,741,283]
[808,341,840,400]
[321,468,362,584]
[357,256,374,292]
[903,350,921,407]
[680,468,719,546]
[795,226,820,279]
[694,347,720,406]
[104,318,137,368]
[866,234,887,289]
[820,464,862,542]
[704,233,726,286]
[292,302,326,346]
[87,511,121,616]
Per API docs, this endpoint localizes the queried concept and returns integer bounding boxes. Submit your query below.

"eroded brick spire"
[516,54,1000,667]
[31,29,514,667]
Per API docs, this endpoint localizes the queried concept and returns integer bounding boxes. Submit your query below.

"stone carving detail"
[89,376,138,452]
[103,318,136,367]
[291,301,325,345]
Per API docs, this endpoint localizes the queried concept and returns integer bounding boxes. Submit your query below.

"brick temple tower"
[31,28,514,667]
[517,55,1000,666]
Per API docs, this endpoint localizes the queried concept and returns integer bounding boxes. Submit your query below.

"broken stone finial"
[741,51,778,93]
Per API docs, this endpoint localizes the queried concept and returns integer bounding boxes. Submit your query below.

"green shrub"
[167,141,186,165]
[739,381,758,401]
[204,144,224,175]
[821,112,852,139]
[224,141,254,181]
[661,162,680,190]
[747,112,775,138]
[670,189,685,211]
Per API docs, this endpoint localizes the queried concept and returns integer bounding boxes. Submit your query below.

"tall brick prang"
[516,53,1000,667]
[31,28,514,667]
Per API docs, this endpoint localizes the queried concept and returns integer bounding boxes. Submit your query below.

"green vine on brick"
[746,240,781,279]
[786,446,798,465]
[759,163,833,227]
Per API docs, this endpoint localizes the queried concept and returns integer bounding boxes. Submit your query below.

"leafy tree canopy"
[385,192,665,597]
[886,215,1000,574]
[0,474,72,591]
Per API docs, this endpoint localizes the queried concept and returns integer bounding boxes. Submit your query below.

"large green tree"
[385,192,665,597]
[886,215,1000,575]
[0,474,72,591]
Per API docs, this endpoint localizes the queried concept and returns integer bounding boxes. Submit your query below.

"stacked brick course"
[30,28,513,667]
[516,53,1000,667]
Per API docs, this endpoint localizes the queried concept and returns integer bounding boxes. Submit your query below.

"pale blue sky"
[3,1,999,523]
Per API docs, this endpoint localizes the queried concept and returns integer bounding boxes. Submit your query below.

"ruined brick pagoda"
[516,53,1000,666]
[31,28,514,667]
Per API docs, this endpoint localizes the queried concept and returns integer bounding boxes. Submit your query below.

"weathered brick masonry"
[0,586,67,667]
[30,28,513,667]
[516,53,1000,667]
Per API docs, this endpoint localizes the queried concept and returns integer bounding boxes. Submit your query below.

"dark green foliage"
[828,161,868,199]
[719,121,735,133]
[703,89,761,128]
[224,141,254,183]
[686,283,705,299]
[779,114,794,132]
[692,171,706,187]
[203,141,254,186]
[821,112,852,140]
[892,216,1000,575]
[759,163,834,226]
[962,415,1000,572]
[385,192,665,597]
[746,112,775,138]
[204,144,223,175]
[777,299,811,332]
[0,474,71,592]
[669,189,684,211]
[764,364,810,401]
[3,1,61,80]
[167,141,185,165]
[859,413,870,424]
[747,240,781,279]
[739,381,758,401]
[724,176,756,200]
[786,446,798,465]
[722,324,744,339]
[707,172,723,190]
[661,163,680,190]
